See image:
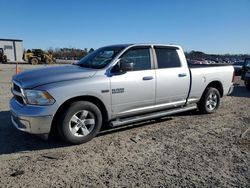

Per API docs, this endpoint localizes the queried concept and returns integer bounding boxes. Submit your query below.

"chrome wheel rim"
[206,92,218,110]
[69,110,95,137]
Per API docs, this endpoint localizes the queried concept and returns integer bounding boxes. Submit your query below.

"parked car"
[244,71,250,90]
[10,44,234,144]
[233,61,245,76]
[241,58,250,80]
[187,60,209,65]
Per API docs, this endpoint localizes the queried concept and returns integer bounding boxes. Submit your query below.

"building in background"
[0,39,23,62]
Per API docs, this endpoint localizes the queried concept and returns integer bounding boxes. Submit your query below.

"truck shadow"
[230,85,250,98]
[99,117,173,137]
[0,110,173,155]
[0,111,70,155]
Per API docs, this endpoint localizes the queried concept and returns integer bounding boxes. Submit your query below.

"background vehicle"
[244,71,250,90]
[232,60,245,76]
[23,49,54,65]
[241,58,250,80]
[0,48,7,63]
[10,44,234,144]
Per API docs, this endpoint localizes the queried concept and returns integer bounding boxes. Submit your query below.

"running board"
[110,104,197,127]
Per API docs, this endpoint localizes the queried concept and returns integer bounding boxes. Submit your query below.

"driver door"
[110,47,156,117]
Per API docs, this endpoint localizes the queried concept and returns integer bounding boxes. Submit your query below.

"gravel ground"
[0,64,249,187]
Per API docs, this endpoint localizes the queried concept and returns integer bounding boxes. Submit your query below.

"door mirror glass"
[111,59,134,74]
[120,59,134,72]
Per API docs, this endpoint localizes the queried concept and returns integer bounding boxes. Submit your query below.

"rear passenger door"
[110,47,156,116]
[154,46,190,107]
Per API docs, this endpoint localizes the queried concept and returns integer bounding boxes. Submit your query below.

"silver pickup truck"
[10,44,234,144]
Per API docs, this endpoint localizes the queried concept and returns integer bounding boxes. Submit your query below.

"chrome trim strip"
[11,88,23,97]
[12,80,22,88]
[12,80,27,104]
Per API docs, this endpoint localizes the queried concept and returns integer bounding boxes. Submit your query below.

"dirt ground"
[0,64,249,187]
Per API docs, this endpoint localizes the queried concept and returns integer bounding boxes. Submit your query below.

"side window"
[155,48,181,69]
[121,48,151,71]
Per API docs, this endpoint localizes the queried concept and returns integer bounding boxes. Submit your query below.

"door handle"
[178,73,187,77]
[143,76,153,80]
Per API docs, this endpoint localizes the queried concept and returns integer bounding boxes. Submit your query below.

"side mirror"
[120,59,134,72]
[111,59,134,74]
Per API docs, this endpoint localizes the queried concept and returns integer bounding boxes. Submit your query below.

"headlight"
[24,90,55,105]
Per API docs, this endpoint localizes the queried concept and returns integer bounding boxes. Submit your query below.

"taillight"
[232,71,236,83]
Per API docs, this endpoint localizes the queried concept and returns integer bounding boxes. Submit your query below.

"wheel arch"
[51,95,109,132]
[205,81,223,97]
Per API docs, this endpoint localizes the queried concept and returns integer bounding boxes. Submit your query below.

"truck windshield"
[76,47,125,69]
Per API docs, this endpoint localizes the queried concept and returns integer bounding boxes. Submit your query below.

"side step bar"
[110,104,197,127]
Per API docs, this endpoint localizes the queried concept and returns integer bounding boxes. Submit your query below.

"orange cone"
[16,63,19,74]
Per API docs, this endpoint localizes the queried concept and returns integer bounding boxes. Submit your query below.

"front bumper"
[10,97,54,134]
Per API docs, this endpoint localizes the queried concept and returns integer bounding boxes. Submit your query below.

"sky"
[1,0,250,54]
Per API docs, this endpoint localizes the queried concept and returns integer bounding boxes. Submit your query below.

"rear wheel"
[30,58,39,65]
[45,58,53,64]
[198,87,220,114]
[57,101,102,144]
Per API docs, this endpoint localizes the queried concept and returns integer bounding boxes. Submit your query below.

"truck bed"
[187,64,234,104]
[188,63,232,68]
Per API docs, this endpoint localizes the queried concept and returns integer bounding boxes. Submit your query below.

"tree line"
[47,47,95,60]
[35,47,249,62]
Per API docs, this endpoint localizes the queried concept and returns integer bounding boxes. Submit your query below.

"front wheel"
[198,87,220,114]
[57,101,102,144]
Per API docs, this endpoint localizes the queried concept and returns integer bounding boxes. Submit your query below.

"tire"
[198,87,220,114]
[1,56,7,64]
[30,58,39,65]
[57,101,102,144]
[45,58,53,64]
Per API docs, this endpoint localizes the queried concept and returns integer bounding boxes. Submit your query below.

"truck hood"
[13,65,97,89]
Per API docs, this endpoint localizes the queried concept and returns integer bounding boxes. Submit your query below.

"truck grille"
[12,82,25,105]
[13,83,21,92]
[14,95,25,104]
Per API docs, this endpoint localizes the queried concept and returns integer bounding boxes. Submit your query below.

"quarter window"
[155,48,181,68]
[120,48,151,71]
